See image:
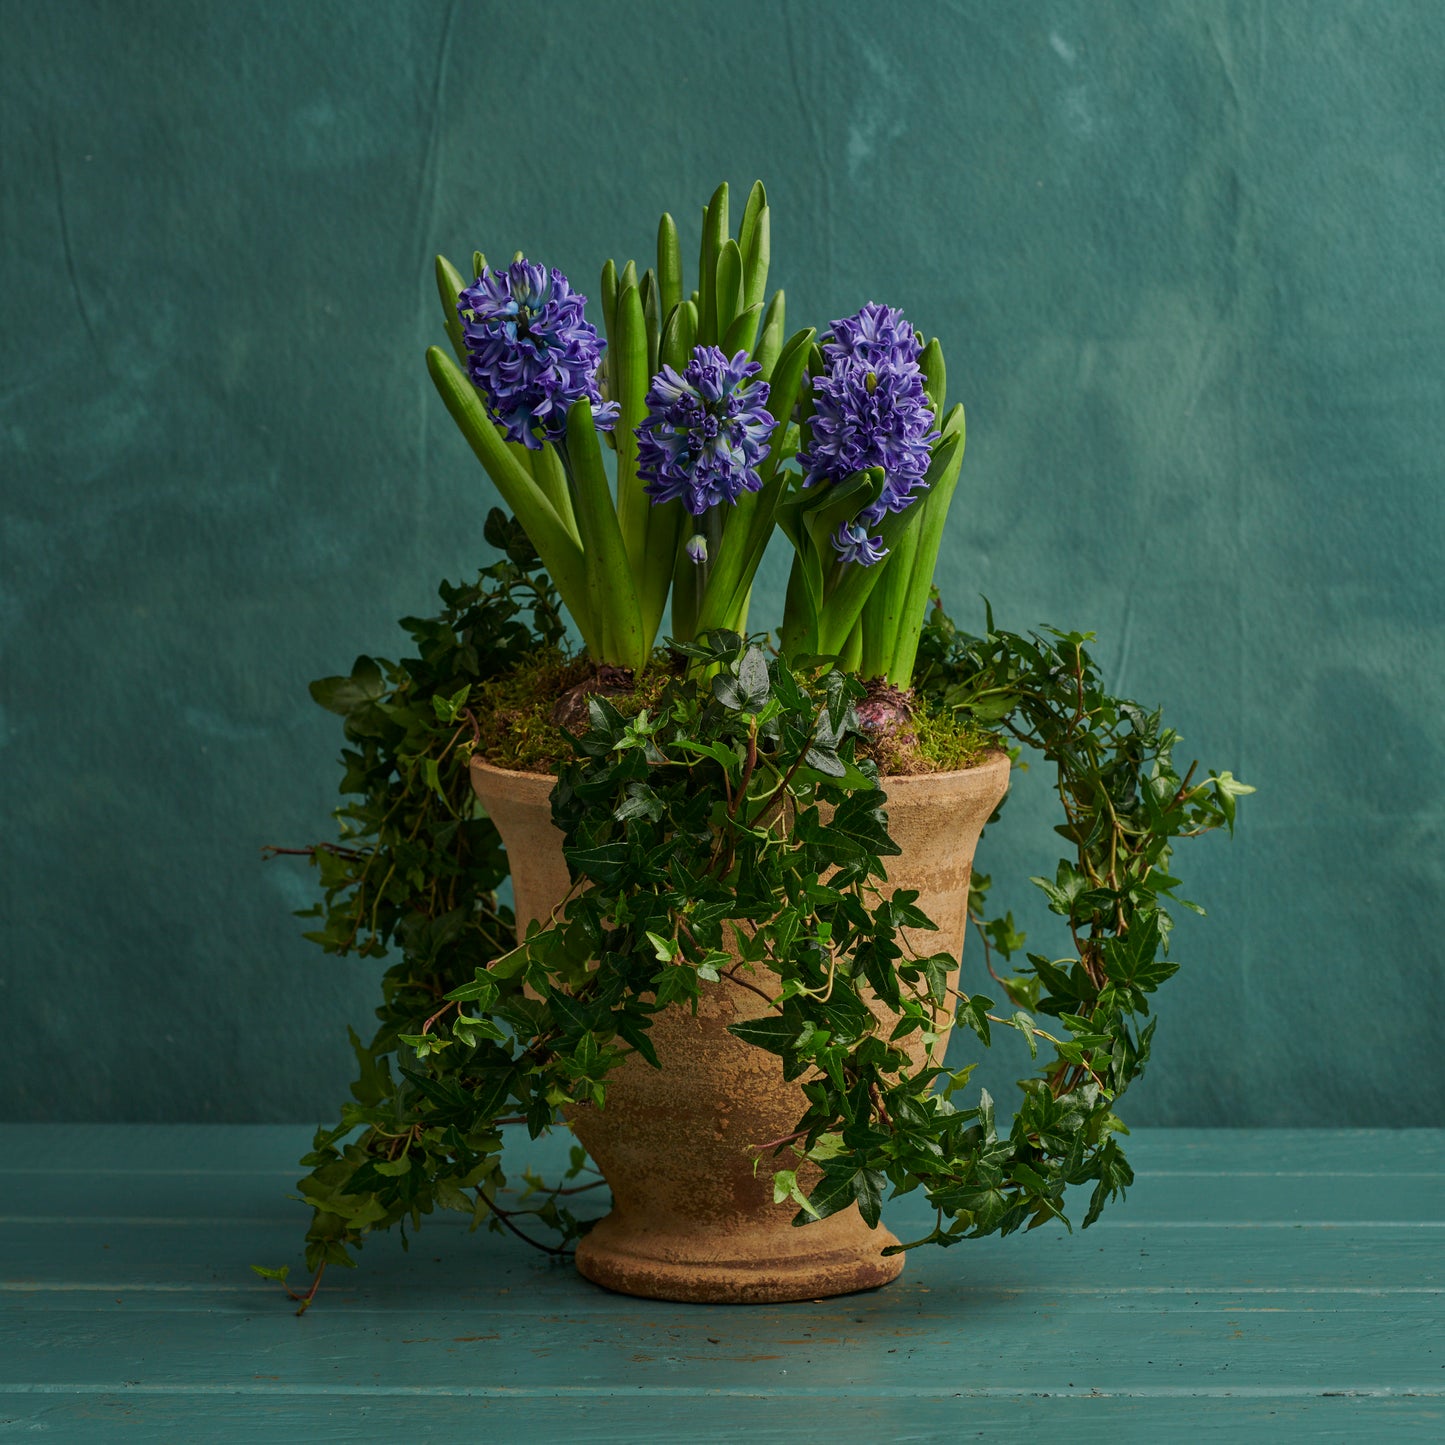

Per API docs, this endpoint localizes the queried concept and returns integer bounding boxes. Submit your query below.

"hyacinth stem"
[886,404,966,686]
[670,507,723,642]
[611,283,658,633]
[859,504,924,680]
[807,430,964,663]
[425,346,601,658]
[692,326,815,639]
[559,407,647,673]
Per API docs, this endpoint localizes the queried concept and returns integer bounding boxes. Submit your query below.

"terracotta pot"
[470,752,1010,1304]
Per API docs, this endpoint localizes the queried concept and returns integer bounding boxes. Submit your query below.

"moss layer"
[860,697,999,777]
[471,649,672,774]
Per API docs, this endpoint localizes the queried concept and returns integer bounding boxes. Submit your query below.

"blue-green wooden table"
[1,1127,1440,1441]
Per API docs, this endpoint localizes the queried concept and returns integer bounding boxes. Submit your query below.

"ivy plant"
[260,525,1249,1310]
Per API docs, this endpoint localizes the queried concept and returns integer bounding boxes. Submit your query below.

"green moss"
[471,649,672,774]
[862,698,999,776]
[476,654,998,778]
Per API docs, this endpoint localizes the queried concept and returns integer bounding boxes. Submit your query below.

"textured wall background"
[3,0,1441,1123]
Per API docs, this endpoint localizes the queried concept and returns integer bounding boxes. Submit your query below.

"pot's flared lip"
[469,754,558,785]
[471,749,1010,790]
[877,748,1012,789]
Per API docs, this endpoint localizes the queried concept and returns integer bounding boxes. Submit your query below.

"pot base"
[575,1212,904,1304]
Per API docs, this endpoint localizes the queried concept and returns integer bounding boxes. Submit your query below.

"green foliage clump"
[258,511,607,1310]
[263,522,1250,1310]
[534,625,1251,1248]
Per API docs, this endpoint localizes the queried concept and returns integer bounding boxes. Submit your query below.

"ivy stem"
[752,1126,811,1153]
[284,1262,327,1317]
[475,1188,575,1257]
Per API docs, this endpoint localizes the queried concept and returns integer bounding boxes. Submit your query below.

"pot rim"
[469,748,1011,789]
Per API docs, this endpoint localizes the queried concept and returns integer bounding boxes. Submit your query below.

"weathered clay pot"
[470,752,1010,1304]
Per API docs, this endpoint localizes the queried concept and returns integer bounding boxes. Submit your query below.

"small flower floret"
[636,347,774,515]
[832,521,889,567]
[457,260,618,449]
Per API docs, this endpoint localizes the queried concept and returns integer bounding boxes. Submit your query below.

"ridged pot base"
[575,1213,904,1304]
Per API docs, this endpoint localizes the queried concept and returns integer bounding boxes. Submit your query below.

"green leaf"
[425,347,596,656]
[714,239,743,345]
[309,657,384,717]
[657,212,682,319]
[435,254,469,366]
[698,181,728,345]
[774,1168,821,1219]
[854,1168,887,1228]
[564,397,646,671]
[727,1015,798,1056]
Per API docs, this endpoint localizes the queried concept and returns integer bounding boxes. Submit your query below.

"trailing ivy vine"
[260,518,1249,1310]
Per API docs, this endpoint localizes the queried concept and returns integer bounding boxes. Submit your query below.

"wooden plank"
[1,1390,1443,1443]
[3,1211,1444,1302]
[5,1166,1441,1227]
[1,1127,1442,1439]
[2,1297,1442,1391]
[4,1124,1443,1176]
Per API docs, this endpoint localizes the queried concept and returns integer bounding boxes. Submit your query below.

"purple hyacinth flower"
[457,260,619,449]
[798,302,942,565]
[636,346,774,516]
[832,521,889,567]
[820,301,922,371]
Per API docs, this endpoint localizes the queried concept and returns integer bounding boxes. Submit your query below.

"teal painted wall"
[3,1,1441,1124]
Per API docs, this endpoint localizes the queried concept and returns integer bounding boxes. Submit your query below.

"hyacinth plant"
[426,182,815,676]
[776,302,966,689]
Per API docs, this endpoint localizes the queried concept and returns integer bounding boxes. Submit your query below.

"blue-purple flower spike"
[457,260,618,449]
[798,302,941,564]
[636,347,774,516]
[820,301,922,372]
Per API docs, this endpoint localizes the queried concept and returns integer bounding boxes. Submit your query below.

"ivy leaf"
[853,1169,887,1228]
[614,782,663,824]
[563,841,630,886]
[309,658,385,717]
[799,1164,860,1224]
[727,1015,800,1056]
[958,993,993,1046]
[773,1169,821,1219]
[1009,1010,1039,1059]
[712,645,771,714]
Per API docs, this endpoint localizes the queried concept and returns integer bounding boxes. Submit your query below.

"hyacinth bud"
[685,533,709,565]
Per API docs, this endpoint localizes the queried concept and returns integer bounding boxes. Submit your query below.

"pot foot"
[574,1212,905,1304]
